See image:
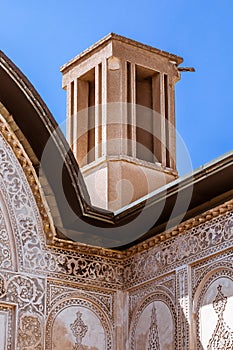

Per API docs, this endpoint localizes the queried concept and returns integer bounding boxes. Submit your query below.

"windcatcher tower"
[61,34,183,211]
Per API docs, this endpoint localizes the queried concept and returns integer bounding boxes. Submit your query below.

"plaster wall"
[82,158,175,210]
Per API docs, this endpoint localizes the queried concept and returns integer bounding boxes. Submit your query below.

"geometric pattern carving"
[47,281,114,321]
[207,285,233,349]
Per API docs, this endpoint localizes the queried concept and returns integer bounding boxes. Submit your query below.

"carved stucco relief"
[0,129,45,271]
[1,110,233,349]
[17,313,43,350]
[124,212,233,288]
[0,115,124,288]
[191,256,233,298]
[129,292,176,350]
[0,272,45,349]
[193,268,233,350]
[176,267,190,350]
[46,296,113,350]
[128,273,175,324]
[0,204,14,271]
[207,284,233,349]
[46,280,115,322]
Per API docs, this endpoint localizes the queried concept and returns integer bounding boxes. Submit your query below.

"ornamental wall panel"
[0,112,233,349]
[47,297,113,349]
[193,267,233,350]
[129,293,176,350]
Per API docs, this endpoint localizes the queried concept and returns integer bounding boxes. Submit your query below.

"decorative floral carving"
[70,311,88,350]
[47,281,114,323]
[60,254,124,287]
[130,293,176,350]
[18,314,42,350]
[147,303,160,350]
[0,273,6,297]
[0,135,45,273]
[6,275,45,314]
[0,208,12,270]
[195,270,233,350]
[46,298,113,349]
[124,213,233,287]
[1,108,233,350]
[176,268,189,350]
[128,275,175,323]
[213,285,227,316]
[192,257,233,298]
[207,285,233,349]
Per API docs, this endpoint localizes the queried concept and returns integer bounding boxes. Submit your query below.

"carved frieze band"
[124,212,233,287]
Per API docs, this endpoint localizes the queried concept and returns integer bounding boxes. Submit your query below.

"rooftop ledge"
[60,32,184,73]
[111,150,233,219]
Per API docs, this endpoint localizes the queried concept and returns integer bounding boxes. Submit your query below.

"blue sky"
[1,0,233,174]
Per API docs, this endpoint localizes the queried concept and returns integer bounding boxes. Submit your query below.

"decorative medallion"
[70,311,88,350]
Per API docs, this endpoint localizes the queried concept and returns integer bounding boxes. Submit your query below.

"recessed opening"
[136,65,156,163]
[127,62,133,156]
[77,68,95,165]
[164,74,170,168]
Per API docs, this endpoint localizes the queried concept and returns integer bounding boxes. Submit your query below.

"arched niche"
[129,292,176,350]
[193,265,233,350]
[46,295,113,350]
